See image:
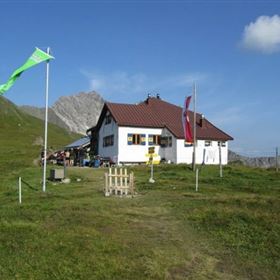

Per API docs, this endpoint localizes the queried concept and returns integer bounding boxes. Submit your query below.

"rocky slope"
[228,150,277,168]
[20,91,104,135]
[20,106,70,131]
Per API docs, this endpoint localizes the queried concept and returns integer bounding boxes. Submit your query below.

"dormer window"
[105,114,112,125]
[205,140,212,147]
[103,135,114,147]
[218,141,226,147]
[161,136,172,147]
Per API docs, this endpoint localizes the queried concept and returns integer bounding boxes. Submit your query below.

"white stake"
[42,47,51,192]
[149,156,155,183]
[195,168,199,192]
[219,141,223,178]
[19,177,22,204]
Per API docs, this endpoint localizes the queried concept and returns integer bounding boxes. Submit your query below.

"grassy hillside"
[0,96,79,176]
[0,164,279,279]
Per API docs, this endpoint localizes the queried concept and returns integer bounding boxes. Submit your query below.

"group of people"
[40,148,91,167]
[40,150,73,166]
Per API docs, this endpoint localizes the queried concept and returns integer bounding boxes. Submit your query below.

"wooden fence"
[104,168,135,196]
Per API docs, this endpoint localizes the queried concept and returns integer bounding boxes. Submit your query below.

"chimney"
[145,93,151,104]
[156,93,160,99]
[200,114,205,127]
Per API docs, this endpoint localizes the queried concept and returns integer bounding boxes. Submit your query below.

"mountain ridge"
[20,91,104,135]
[228,150,277,169]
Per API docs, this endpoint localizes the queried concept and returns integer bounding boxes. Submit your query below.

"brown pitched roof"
[99,97,233,141]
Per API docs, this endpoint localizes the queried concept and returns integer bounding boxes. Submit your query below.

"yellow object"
[146,160,160,165]
[145,153,158,157]
[145,153,160,165]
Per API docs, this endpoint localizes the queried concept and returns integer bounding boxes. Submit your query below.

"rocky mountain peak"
[20,91,104,135]
[52,91,104,134]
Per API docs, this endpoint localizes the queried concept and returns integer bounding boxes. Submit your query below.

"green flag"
[0,48,54,95]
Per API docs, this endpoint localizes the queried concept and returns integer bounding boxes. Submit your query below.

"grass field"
[0,164,279,279]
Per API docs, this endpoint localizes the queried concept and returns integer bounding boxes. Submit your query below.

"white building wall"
[98,117,119,161]
[98,121,229,165]
[118,126,163,163]
[176,140,229,165]
[176,140,194,164]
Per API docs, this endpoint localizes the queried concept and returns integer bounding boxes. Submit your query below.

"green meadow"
[0,164,279,280]
[0,96,78,174]
[0,96,279,279]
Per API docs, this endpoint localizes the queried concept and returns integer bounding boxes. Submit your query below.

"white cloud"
[241,15,280,54]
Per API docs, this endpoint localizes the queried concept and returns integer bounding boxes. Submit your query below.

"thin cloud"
[80,69,207,101]
[208,106,244,127]
[240,15,280,54]
[160,73,207,88]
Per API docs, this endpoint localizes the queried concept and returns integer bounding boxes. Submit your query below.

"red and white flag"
[182,96,193,143]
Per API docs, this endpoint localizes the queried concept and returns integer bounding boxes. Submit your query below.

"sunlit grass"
[0,164,279,279]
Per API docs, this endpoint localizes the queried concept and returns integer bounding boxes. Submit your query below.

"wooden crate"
[50,169,64,181]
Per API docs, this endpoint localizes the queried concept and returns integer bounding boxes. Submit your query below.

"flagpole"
[192,82,197,171]
[42,47,50,192]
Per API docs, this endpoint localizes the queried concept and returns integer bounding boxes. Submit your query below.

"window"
[161,136,172,147]
[133,134,141,145]
[127,134,146,145]
[205,140,212,147]
[103,135,114,147]
[184,141,193,147]
[148,134,161,146]
[153,135,161,145]
[105,114,112,125]
[218,141,226,147]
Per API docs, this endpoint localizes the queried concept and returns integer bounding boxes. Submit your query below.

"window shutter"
[141,134,146,145]
[127,134,133,145]
[148,134,153,145]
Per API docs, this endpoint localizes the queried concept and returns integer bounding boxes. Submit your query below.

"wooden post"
[109,168,112,188]
[130,172,135,196]
[120,168,123,187]
[105,173,109,196]
[124,168,128,187]
[114,168,118,186]
[132,172,135,195]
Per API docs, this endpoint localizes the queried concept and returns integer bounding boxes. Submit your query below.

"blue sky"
[0,0,280,156]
